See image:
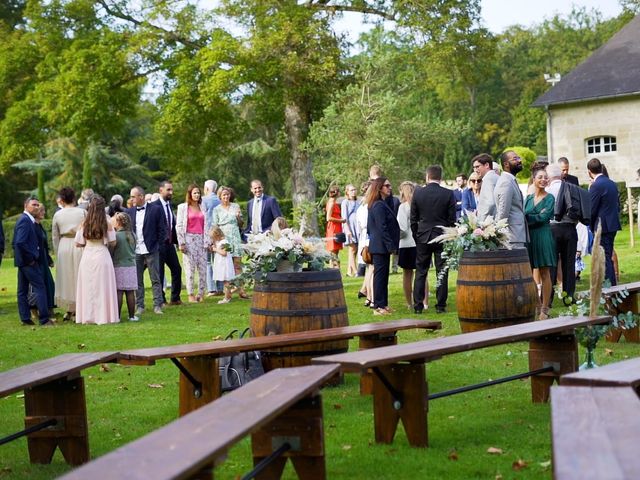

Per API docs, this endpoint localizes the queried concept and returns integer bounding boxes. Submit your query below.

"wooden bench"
[551,385,640,479]
[560,355,640,395]
[312,315,611,447]
[59,364,340,480]
[118,319,441,416]
[0,352,118,465]
[578,281,640,343]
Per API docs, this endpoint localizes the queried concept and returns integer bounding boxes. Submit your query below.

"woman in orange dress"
[325,186,345,269]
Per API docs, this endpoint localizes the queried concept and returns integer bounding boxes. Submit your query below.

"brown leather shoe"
[169,300,183,306]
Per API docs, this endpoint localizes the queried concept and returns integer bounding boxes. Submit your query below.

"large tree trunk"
[284,100,318,236]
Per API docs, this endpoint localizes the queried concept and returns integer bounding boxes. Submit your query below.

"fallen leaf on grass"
[605,348,613,356]
[487,447,503,455]
[2,466,12,474]
[333,404,342,410]
[77,343,86,350]
[539,460,551,469]
[99,364,111,373]
[15,394,24,399]
[342,445,352,451]
[512,459,528,471]
[495,475,503,480]
[148,383,164,389]
[448,415,455,419]
[117,385,128,391]
[212,335,222,341]
[448,449,459,461]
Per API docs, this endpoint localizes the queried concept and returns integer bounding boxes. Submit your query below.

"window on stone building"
[586,136,617,155]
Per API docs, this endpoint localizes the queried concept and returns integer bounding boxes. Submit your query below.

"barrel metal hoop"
[457,278,534,286]
[262,347,348,357]
[254,283,343,293]
[250,306,348,317]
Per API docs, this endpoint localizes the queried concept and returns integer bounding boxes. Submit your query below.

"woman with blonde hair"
[176,184,209,303]
[341,184,360,277]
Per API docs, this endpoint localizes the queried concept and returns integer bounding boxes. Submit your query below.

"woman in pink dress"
[176,184,210,302]
[74,195,119,325]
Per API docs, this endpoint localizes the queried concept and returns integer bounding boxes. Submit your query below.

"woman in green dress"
[525,167,556,320]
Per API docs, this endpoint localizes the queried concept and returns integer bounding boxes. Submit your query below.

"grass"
[1,230,640,479]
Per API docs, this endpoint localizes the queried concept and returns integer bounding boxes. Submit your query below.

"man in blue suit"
[243,180,283,239]
[588,158,621,286]
[14,196,52,326]
[127,186,167,315]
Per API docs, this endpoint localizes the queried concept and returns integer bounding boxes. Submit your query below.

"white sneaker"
[153,307,163,315]
[217,297,231,304]
[129,316,139,322]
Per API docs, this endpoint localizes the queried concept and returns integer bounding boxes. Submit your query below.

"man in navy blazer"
[243,180,283,239]
[127,186,167,315]
[152,181,182,306]
[588,158,621,285]
[14,197,51,325]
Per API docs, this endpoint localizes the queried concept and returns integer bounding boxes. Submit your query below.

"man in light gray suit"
[494,150,528,248]
[472,153,499,221]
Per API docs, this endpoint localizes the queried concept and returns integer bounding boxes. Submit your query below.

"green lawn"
[1,230,640,479]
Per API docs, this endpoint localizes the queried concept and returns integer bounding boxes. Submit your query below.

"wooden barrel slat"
[456,249,537,333]
[250,269,349,371]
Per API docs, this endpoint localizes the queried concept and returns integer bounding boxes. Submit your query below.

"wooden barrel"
[456,249,537,333]
[250,269,349,371]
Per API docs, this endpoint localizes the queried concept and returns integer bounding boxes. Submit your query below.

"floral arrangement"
[429,212,511,285]
[239,227,331,284]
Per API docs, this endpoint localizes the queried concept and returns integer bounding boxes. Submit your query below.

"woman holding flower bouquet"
[366,177,400,315]
[524,166,557,319]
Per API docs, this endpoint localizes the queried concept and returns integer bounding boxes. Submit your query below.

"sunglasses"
[470,179,482,183]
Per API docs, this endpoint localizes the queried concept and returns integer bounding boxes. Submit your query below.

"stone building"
[533,15,640,183]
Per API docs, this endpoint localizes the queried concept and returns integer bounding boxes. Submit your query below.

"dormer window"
[586,136,617,155]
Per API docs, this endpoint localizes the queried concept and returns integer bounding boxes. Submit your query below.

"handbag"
[219,328,265,392]
[362,245,373,264]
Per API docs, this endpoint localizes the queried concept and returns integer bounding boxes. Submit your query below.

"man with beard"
[494,150,529,248]
[153,181,182,305]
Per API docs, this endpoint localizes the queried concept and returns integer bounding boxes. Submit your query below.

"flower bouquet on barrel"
[429,212,511,286]
[239,227,331,286]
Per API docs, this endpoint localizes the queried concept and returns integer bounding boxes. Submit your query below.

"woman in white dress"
[75,196,119,325]
[52,187,86,321]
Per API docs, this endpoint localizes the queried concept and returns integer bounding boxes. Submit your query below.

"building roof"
[532,15,640,107]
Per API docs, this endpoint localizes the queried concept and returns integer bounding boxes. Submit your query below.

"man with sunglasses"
[472,153,499,222]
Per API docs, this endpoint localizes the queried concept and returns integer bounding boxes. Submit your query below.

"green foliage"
[502,146,537,181]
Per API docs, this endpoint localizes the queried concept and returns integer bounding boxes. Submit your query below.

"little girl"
[112,213,138,321]
[210,226,236,304]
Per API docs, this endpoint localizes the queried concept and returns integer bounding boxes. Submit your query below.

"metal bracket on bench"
[242,441,292,480]
[170,358,203,398]
[0,418,58,446]
[372,367,403,410]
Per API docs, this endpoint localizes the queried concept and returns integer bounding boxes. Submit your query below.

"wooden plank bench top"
[601,280,640,297]
[313,316,610,371]
[0,352,118,397]
[551,385,640,479]
[119,319,441,364]
[311,316,611,448]
[561,356,640,391]
[59,364,340,480]
[0,351,118,466]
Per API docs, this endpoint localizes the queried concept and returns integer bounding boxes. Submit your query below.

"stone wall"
[546,95,640,183]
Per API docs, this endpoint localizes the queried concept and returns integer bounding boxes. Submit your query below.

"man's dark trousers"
[414,242,448,311]
[17,264,49,324]
[549,222,578,304]
[158,241,182,303]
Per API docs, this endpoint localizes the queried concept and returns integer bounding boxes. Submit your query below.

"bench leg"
[24,377,89,465]
[359,333,398,395]
[528,334,578,403]
[251,393,326,480]
[372,363,428,447]
[178,355,220,416]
